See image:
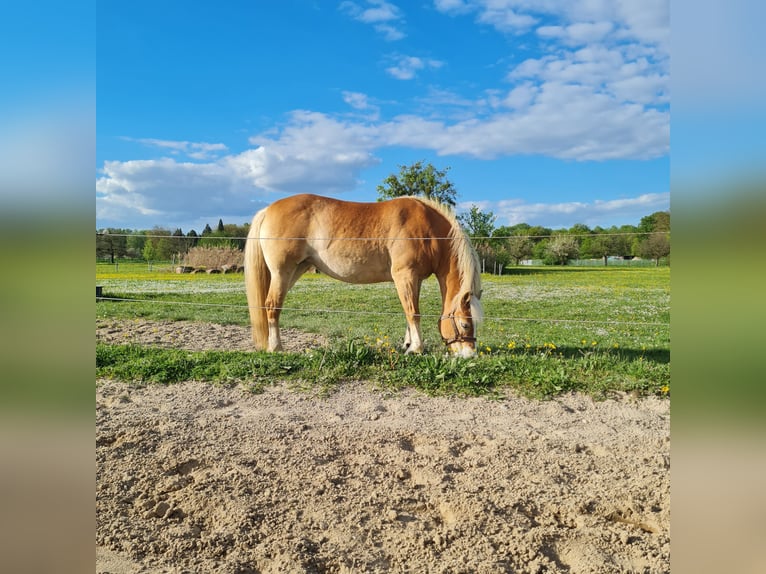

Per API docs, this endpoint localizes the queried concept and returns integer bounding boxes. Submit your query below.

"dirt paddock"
[96,321,670,573]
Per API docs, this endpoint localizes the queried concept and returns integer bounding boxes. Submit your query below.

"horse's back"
[261,194,448,239]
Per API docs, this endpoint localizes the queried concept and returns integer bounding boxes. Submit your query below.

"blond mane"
[411,197,483,309]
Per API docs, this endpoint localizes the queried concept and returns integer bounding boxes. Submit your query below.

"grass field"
[97,261,670,398]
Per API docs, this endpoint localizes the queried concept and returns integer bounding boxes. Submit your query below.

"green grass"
[97,262,670,398]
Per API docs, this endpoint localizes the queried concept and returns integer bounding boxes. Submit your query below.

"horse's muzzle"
[440,314,477,354]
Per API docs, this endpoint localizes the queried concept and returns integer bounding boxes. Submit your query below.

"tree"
[458,205,496,271]
[96,229,128,263]
[584,234,614,266]
[457,205,496,239]
[639,232,670,266]
[142,239,156,262]
[505,235,534,265]
[545,234,580,265]
[376,161,458,206]
[126,233,146,258]
[569,223,591,235]
[186,229,199,248]
[639,211,670,233]
[198,221,250,250]
[141,227,172,261]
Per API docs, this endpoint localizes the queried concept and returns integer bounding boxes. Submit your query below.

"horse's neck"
[438,250,464,311]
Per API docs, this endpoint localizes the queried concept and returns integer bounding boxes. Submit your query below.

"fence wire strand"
[96,295,669,328]
[97,231,668,241]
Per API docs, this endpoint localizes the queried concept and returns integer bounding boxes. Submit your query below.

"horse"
[244,194,483,357]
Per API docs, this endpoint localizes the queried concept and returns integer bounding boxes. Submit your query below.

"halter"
[440,313,477,347]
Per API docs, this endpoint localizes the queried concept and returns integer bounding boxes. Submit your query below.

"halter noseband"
[440,313,477,347]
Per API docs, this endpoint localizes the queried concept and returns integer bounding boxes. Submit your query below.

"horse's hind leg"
[264,262,311,352]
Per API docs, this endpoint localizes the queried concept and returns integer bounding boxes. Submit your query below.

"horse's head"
[440,291,483,358]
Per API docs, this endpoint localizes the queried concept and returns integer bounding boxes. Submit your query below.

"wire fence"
[95,294,670,330]
[96,231,670,333]
[96,230,669,241]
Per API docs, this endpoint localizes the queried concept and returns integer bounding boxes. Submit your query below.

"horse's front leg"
[403,325,412,351]
[393,274,423,354]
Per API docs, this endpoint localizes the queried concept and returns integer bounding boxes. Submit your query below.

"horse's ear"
[461,292,472,308]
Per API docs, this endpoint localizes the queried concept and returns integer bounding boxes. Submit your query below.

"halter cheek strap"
[440,313,477,346]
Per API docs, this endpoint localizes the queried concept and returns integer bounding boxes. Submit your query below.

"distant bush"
[181,246,243,270]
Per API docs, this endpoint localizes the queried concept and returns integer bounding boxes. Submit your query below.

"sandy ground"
[96,320,670,573]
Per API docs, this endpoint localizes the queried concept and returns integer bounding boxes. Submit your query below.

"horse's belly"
[309,250,392,284]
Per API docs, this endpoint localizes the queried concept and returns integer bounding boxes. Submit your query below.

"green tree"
[458,205,496,271]
[126,233,146,258]
[376,161,458,206]
[568,223,591,235]
[141,227,172,261]
[142,240,156,262]
[457,205,496,239]
[582,234,615,266]
[96,228,128,263]
[198,221,250,250]
[505,235,534,265]
[639,232,671,266]
[545,234,580,265]
[639,211,670,233]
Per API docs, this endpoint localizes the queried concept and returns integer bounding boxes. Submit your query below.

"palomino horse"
[244,194,483,357]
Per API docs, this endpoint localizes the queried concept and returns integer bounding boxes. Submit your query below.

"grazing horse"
[244,194,483,357]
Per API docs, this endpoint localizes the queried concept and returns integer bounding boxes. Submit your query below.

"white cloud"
[466,192,670,228]
[537,21,613,45]
[385,55,444,80]
[508,42,669,107]
[433,1,668,48]
[95,157,252,226]
[341,91,381,120]
[432,0,471,14]
[476,6,537,33]
[98,91,669,227]
[340,0,406,40]
[434,1,670,106]
[97,112,382,228]
[383,81,668,160]
[123,138,228,160]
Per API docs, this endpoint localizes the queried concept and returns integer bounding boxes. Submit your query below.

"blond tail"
[244,209,270,350]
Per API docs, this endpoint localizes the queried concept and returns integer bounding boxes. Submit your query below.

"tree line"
[97,161,669,268]
[96,218,250,264]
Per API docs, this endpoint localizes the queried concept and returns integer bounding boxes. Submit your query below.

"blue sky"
[96,0,669,233]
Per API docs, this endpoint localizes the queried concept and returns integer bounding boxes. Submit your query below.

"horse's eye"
[461,322,470,330]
